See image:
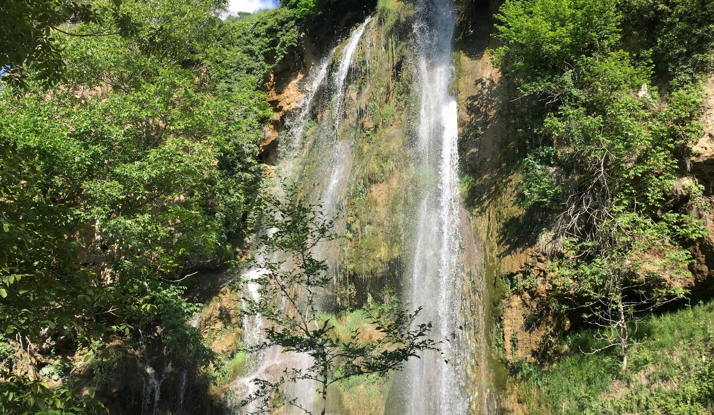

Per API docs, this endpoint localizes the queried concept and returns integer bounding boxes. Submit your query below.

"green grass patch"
[328,373,391,415]
[514,301,714,414]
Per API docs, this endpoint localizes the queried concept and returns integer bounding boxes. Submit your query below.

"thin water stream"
[228,16,373,414]
[283,47,337,161]
[334,17,373,132]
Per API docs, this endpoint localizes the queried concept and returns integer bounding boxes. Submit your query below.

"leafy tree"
[493,0,710,368]
[0,0,298,411]
[280,0,322,20]
[240,190,436,415]
[0,0,101,85]
[278,0,376,38]
[621,0,714,85]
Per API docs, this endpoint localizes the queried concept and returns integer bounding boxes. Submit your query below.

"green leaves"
[0,0,290,409]
[494,0,621,83]
[494,0,710,368]
[621,0,714,85]
[241,190,436,411]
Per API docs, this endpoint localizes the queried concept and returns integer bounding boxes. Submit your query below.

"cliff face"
[688,75,714,299]
[455,2,533,412]
[205,2,714,414]
[269,1,500,411]
[454,0,714,412]
[201,4,423,413]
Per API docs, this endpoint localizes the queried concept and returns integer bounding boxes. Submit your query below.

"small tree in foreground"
[558,213,703,371]
[239,190,436,415]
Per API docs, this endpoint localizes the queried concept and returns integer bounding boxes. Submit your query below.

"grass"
[514,301,714,414]
[328,373,391,415]
[316,308,383,344]
[209,348,248,389]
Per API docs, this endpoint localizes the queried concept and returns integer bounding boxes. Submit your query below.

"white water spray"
[405,0,467,413]
[334,16,373,130]
[142,365,163,415]
[284,47,337,158]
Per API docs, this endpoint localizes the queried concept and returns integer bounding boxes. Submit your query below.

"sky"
[226,0,279,14]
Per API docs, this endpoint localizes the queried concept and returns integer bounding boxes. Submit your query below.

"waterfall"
[334,16,373,131]
[284,47,337,159]
[176,370,188,414]
[312,16,373,274]
[227,16,374,414]
[405,0,467,413]
[142,364,163,415]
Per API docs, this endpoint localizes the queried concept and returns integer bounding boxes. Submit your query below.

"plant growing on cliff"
[493,0,710,369]
[555,212,703,370]
[240,189,436,415]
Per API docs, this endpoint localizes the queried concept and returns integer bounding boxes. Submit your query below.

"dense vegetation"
[515,301,714,414]
[492,0,714,410]
[2,0,712,412]
[279,0,376,35]
[0,1,303,412]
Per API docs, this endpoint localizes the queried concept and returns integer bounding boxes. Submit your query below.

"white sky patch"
[226,0,279,14]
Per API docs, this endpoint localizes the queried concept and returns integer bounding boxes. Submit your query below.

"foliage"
[621,0,714,85]
[1,0,230,87]
[0,0,101,86]
[0,377,106,415]
[212,8,300,87]
[280,0,323,20]
[0,0,305,411]
[279,0,376,36]
[520,147,561,209]
[239,188,436,415]
[493,0,710,368]
[513,300,714,414]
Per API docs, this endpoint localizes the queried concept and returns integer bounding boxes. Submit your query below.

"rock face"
[260,38,321,165]
[688,75,714,297]
[691,76,714,192]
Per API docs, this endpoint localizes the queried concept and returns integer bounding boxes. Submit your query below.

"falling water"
[142,364,163,415]
[283,47,337,159]
[334,16,373,130]
[404,0,467,413]
[315,15,373,240]
[176,370,188,414]
[304,16,372,283]
[228,17,374,414]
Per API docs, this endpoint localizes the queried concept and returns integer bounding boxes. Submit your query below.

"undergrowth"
[514,300,714,414]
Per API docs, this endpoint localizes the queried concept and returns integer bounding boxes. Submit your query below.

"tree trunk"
[618,299,628,371]
[320,361,328,415]
[320,382,327,415]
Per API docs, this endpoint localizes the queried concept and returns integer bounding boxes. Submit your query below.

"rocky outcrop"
[690,76,714,192]
[260,37,321,165]
[687,76,714,298]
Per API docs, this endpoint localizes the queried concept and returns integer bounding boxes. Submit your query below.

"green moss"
[212,348,248,387]
[328,373,392,415]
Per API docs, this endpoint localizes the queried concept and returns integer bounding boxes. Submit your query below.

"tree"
[0,0,108,86]
[621,0,714,85]
[493,0,709,369]
[240,189,436,415]
[559,212,702,370]
[0,1,284,412]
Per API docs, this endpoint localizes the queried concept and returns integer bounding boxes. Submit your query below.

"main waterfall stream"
[403,0,468,413]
